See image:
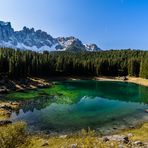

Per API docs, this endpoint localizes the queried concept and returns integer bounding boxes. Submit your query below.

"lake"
[9,80,148,135]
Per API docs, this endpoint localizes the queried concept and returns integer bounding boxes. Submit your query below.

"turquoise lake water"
[10,80,148,134]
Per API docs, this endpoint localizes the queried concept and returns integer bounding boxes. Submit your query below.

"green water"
[9,80,148,134]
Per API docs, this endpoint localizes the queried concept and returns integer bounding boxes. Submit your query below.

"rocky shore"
[0,101,20,124]
[94,76,148,87]
[25,123,148,148]
[0,76,53,125]
[0,76,52,94]
[46,76,148,87]
[0,76,148,147]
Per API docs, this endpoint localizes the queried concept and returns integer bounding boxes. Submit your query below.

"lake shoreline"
[0,76,148,145]
[47,76,148,87]
[95,76,148,87]
[0,76,148,122]
[0,76,148,94]
[1,121,148,148]
[0,77,53,122]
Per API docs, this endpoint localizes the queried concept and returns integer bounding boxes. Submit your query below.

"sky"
[0,0,148,50]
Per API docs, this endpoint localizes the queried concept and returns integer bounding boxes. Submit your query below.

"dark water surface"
[9,80,148,134]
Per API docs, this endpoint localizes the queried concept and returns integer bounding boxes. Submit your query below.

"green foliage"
[0,48,148,79]
[128,58,140,77]
[140,58,148,78]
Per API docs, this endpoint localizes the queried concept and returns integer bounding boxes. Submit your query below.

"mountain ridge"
[0,21,101,52]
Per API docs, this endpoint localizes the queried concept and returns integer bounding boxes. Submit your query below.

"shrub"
[0,122,29,148]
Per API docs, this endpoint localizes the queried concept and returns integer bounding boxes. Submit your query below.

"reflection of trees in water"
[10,81,148,116]
[19,96,55,113]
[65,81,148,104]
[138,86,148,104]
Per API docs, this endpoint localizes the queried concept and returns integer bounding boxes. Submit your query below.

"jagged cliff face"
[0,21,101,52]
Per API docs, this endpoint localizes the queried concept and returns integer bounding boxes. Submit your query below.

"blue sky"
[0,0,148,49]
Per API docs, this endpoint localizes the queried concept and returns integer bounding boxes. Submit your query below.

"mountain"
[0,21,101,52]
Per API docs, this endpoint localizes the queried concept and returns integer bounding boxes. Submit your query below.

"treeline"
[0,48,148,79]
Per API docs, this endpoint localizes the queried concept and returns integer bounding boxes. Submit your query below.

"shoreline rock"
[103,135,129,144]
[0,87,9,94]
[0,77,53,94]
[0,120,12,126]
[0,101,20,121]
[134,141,143,146]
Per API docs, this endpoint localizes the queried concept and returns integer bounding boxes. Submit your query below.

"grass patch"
[0,122,30,148]
[122,123,148,142]
[0,122,148,148]
[28,129,119,148]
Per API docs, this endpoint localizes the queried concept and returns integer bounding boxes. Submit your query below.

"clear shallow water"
[10,80,148,135]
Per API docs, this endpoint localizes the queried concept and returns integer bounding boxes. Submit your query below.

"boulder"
[105,135,129,144]
[127,133,133,137]
[119,76,128,81]
[0,105,12,111]
[42,141,49,147]
[0,87,9,94]
[59,135,67,138]
[0,108,11,116]
[37,84,50,88]
[134,141,143,146]
[10,102,20,106]
[102,137,109,142]
[118,144,126,148]
[70,144,77,148]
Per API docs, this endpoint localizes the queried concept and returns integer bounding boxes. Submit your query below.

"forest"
[0,48,148,79]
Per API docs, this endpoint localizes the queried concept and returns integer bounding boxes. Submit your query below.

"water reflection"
[9,80,148,134]
[19,96,55,113]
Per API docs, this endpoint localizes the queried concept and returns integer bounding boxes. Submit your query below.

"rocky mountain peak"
[0,20,101,52]
[0,21,11,27]
[85,44,101,51]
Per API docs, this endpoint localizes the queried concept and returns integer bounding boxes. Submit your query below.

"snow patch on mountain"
[0,21,101,52]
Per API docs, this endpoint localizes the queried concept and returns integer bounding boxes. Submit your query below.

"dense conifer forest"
[0,48,148,79]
